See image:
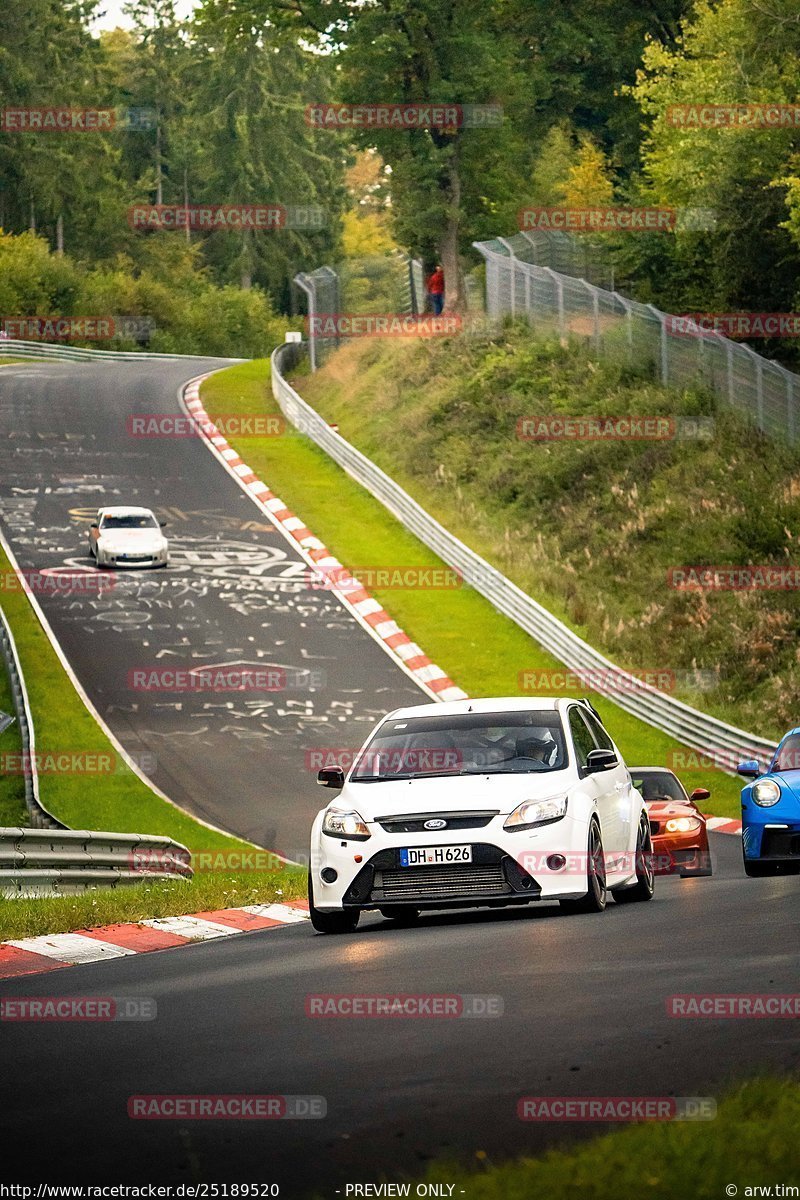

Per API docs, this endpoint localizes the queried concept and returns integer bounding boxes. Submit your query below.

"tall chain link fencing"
[473,231,800,445]
[293,251,424,371]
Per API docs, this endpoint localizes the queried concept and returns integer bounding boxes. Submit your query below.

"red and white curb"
[0,900,309,980]
[181,378,467,704]
[705,816,742,836]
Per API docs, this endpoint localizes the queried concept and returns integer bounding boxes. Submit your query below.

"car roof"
[99,506,155,517]
[383,696,576,721]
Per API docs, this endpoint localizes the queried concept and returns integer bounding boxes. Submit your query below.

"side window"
[568,707,597,769]
[585,711,614,752]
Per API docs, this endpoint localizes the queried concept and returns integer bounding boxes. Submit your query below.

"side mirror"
[159,520,167,528]
[690,787,711,803]
[317,767,344,789]
[736,760,760,779]
[585,748,618,773]
[90,523,98,530]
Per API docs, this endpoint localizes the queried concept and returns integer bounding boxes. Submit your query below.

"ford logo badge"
[424,819,447,830]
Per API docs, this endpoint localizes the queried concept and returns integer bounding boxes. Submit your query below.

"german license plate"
[399,845,473,867]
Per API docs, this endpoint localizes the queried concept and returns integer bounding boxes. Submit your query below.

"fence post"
[540,267,565,339]
[646,304,668,385]
[293,272,316,372]
[498,237,517,318]
[726,340,735,410]
[788,372,796,445]
[582,280,600,350]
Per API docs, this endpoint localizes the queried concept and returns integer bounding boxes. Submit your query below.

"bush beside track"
[201,361,743,817]
[413,1078,799,1200]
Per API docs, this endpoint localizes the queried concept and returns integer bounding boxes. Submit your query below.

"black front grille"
[760,829,800,858]
[378,862,510,900]
[377,810,499,833]
[342,843,540,908]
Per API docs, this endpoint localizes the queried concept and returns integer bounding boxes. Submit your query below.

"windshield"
[773,733,800,773]
[631,770,688,804]
[100,514,159,529]
[351,712,568,782]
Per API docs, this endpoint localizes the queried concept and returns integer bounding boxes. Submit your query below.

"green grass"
[409,1078,799,1200]
[0,640,26,825]
[0,543,257,845]
[0,867,305,941]
[297,332,800,741]
[201,360,744,818]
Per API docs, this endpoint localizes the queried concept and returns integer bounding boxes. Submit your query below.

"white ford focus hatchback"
[308,696,654,933]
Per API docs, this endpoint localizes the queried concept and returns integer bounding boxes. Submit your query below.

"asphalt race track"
[1,836,799,1192]
[0,359,424,852]
[1,360,799,1195]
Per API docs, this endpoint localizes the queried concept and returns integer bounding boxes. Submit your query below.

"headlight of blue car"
[751,779,781,807]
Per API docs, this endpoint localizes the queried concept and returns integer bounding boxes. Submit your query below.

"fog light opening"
[547,854,567,871]
[320,867,338,884]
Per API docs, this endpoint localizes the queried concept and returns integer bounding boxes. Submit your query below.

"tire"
[379,906,420,925]
[308,873,359,934]
[560,818,607,914]
[613,814,655,904]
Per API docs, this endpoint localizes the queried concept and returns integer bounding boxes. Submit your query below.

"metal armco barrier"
[0,828,193,897]
[272,342,778,771]
[0,608,63,830]
[0,339,242,363]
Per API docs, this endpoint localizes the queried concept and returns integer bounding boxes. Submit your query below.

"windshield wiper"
[353,770,473,783]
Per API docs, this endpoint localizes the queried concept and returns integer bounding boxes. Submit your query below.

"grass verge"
[0,636,26,825]
[0,539,275,937]
[0,867,305,941]
[201,360,744,817]
[410,1077,799,1200]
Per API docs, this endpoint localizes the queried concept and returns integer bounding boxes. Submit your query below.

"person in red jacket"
[426,264,445,315]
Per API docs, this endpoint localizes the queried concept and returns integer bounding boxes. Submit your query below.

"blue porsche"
[738,728,800,877]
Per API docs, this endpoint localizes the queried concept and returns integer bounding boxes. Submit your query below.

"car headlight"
[665,816,702,833]
[752,779,781,807]
[504,796,568,832]
[322,808,371,840]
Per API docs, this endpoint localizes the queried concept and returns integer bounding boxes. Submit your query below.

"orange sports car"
[630,767,713,877]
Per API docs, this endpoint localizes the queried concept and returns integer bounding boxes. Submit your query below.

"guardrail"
[0,828,192,897]
[0,338,241,363]
[272,341,778,771]
[0,608,64,830]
